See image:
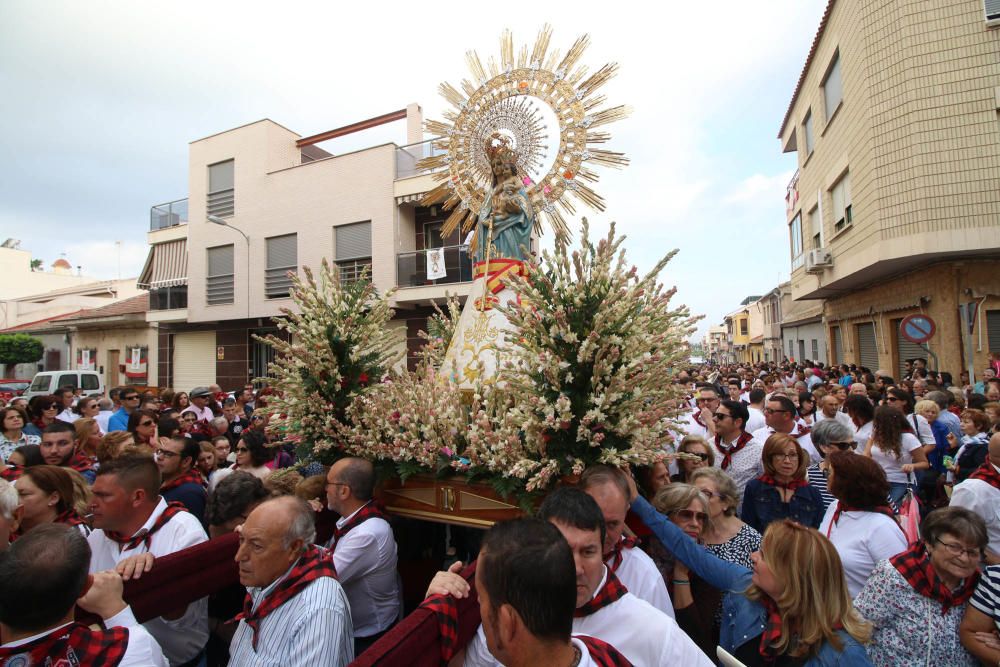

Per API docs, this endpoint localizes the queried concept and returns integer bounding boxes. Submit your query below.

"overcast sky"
[0,0,827,340]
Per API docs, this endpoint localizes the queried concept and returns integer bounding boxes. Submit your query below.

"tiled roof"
[57,293,149,321]
[778,0,836,139]
[0,311,83,333]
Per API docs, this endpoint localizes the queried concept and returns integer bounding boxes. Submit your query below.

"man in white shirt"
[744,388,767,433]
[95,397,115,434]
[325,457,400,654]
[229,497,354,666]
[752,395,820,463]
[54,386,78,424]
[0,524,167,666]
[579,465,672,617]
[87,456,209,665]
[951,433,1000,564]
[711,400,764,495]
[181,387,215,423]
[680,384,720,439]
[814,394,855,432]
[428,487,712,666]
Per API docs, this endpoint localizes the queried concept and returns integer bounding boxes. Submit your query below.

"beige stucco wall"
[71,324,159,388]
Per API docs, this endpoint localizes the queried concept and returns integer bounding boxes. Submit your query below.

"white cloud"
[723,171,796,206]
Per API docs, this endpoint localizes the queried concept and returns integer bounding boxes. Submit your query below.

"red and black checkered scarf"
[574,567,628,618]
[757,474,808,491]
[604,534,639,574]
[826,502,901,537]
[66,451,97,475]
[0,623,128,666]
[758,594,784,661]
[889,542,980,615]
[0,464,21,482]
[714,431,754,469]
[790,425,811,438]
[968,459,1000,492]
[330,501,389,549]
[55,508,88,529]
[160,468,205,493]
[104,501,188,552]
[422,592,460,663]
[234,544,337,651]
[577,635,633,666]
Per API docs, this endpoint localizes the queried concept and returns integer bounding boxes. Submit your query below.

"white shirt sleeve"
[103,606,169,667]
[463,625,502,667]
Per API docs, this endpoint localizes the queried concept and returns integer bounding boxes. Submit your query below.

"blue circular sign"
[899,315,935,344]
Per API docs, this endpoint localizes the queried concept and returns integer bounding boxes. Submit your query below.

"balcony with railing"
[396,245,473,288]
[150,198,188,231]
[395,138,447,179]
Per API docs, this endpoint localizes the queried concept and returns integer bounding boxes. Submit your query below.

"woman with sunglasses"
[651,483,721,659]
[27,395,60,435]
[855,506,986,666]
[820,451,907,598]
[672,435,714,483]
[864,405,929,506]
[798,391,818,426]
[806,419,858,509]
[690,467,761,571]
[126,409,159,448]
[628,476,874,665]
[742,433,825,534]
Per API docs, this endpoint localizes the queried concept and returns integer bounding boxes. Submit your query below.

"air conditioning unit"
[805,248,833,274]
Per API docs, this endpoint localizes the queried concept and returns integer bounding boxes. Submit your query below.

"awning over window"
[137,239,188,289]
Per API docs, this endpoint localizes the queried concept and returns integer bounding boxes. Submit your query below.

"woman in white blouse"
[864,405,929,506]
[820,450,908,597]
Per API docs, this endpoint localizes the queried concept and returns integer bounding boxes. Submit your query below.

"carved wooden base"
[376,474,524,529]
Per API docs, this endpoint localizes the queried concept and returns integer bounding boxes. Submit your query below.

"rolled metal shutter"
[172,331,217,392]
[894,318,926,378]
[987,310,1000,355]
[856,323,878,371]
[832,326,843,365]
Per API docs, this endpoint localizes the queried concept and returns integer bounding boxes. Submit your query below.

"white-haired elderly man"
[0,478,22,548]
[229,496,354,666]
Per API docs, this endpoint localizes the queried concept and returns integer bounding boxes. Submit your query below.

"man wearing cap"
[182,387,215,423]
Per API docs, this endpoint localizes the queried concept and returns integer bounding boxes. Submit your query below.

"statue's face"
[490,154,515,180]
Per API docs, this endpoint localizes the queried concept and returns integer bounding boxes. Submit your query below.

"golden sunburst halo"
[418,25,630,242]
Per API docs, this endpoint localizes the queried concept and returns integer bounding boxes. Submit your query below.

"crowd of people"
[0,356,997,666]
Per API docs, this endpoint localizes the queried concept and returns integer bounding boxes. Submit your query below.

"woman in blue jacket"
[741,433,825,533]
[629,477,873,666]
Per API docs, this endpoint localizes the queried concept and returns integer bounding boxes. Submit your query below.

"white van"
[23,371,105,399]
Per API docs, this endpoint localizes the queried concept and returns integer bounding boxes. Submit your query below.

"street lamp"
[207,214,251,321]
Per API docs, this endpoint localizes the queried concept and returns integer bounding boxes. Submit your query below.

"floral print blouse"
[0,431,40,463]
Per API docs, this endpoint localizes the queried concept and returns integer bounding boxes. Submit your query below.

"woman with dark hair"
[856,506,986,666]
[15,464,89,536]
[948,408,993,482]
[172,391,190,411]
[844,394,875,450]
[0,405,40,463]
[126,408,159,447]
[798,391,817,425]
[27,395,60,435]
[820,451,907,597]
[864,405,929,506]
[72,396,102,426]
[741,433,825,533]
[212,429,272,489]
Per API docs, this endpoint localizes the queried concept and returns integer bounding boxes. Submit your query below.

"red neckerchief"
[889,542,979,615]
[0,623,128,666]
[604,534,639,574]
[330,501,389,549]
[574,568,628,618]
[692,410,708,429]
[104,501,188,552]
[577,635,633,666]
[421,594,459,663]
[789,425,811,438]
[826,502,902,538]
[968,460,1000,492]
[66,451,97,475]
[0,465,21,482]
[160,468,206,493]
[757,474,808,491]
[55,509,88,528]
[714,431,754,469]
[758,594,784,661]
[233,545,337,651]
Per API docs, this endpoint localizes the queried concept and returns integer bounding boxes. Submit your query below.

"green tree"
[29,259,43,271]
[0,334,44,376]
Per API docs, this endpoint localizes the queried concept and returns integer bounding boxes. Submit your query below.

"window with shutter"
[808,206,821,249]
[822,52,843,123]
[789,213,803,263]
[832,326,843,365]
[986,310,1000,355]
[803,110,815,155]
[831,172,852,232]
[986,0,1000,22]
[265,234,297,299]
[206,245,234,305]
[335,222,372,285]
[208,160,235,218]
[856,323,878,371]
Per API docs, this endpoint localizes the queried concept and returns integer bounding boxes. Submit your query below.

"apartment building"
[704,324,729,363]
[139,104,481,390]
[779,0,1000,378]
[755,283,788,363]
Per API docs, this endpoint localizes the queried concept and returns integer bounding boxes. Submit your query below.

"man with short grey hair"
[230,496,353,665]
[0,478,22,548]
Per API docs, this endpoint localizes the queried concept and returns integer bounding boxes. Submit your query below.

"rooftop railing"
[150,198,188,231]
[395,138,447,179]
[396,245,473,288]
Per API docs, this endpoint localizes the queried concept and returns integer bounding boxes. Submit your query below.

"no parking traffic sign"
[899,314,936,344]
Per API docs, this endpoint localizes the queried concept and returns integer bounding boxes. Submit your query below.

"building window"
[265,234,297,299]
[822,51,843,123]
[803,110,815,156]
[206,245,234,305]
[811,339,819,360]
[207,160,235,219]
[986,0,1000,22]
[789,213,803,266]
[149,285,188,310]
[831,172,853,232]
[740,319,748,336]
[335,221,372,285]
[808,205,822,249]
